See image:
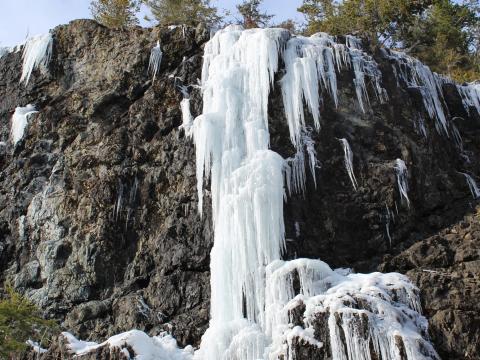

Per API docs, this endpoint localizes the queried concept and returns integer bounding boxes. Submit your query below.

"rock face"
[0,20,212,348]
[0,20,479,359]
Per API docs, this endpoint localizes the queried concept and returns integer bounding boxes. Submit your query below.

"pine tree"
[298,0,480,82]
[275,19,298,34]
[236,0,273,29]
[144,0,221,28]
[0,284,57,358]
[298,0,431,47]
[90,0,140,28]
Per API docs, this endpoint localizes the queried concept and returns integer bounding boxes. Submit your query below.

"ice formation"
[457,82,480,116]
[10,105,38,145]
[280,32,387,149]
[148,41,162,82]
[394,159,410,207]
[387,50,449,135]
[0,47,10,59]
[26,340,47,354]
[265,259,439,360]
[20,33,53,85]
[64,330,194,360]
[192,26,288,359]
[180,98,193,136]
[460,172,480,199]
[338,138,358,190]
[188,25,435,360]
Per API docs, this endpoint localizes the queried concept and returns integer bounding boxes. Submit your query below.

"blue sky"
[0,0,304,47]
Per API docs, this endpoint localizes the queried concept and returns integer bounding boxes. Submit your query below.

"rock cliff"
[0,20,478,359]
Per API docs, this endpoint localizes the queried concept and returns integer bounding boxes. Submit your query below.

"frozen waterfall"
[189,26,437,360]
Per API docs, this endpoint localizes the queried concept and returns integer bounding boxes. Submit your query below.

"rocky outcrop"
[0,20,479,359]
[0,20,212,348]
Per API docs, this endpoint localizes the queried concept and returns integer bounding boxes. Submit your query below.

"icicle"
[188,26,436,360]
[148,41,162,83]
[385,204,392,246]
[285,129,318,195]
[20,33,53,85]
[388,51,449,135]
[394,159,410,207]
[460,172,480,199]
[346,36,388,112]
[338,138,358,190]
[10,105,38,145]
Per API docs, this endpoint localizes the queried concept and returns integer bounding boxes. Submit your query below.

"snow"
[20,33,53,85]
[394,159,410,208]
[10,105,38,145]
[63,330,194,360]
[460,172,480,199]
[264,259,438,360]
[148,41,162,83]
[26,340,47,354]
[339,138,358,190]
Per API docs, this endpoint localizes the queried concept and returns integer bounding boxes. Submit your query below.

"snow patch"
[460,172,480,199]
[26,340,47,354]
[63,330,193,360]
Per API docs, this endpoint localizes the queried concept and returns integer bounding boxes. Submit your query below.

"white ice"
[188,25,435,360]
[457,82,480,116]
[339,138,358,190]
[148,41,163,83]
[180,98,193,137]
[460,172,480,199]
[264,259,438,360]
[388,51,449,135]
[394,159,410,207]
[20,33,53,85]
[10,105,38,145]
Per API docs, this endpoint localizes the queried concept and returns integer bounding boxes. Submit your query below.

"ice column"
[192,26,289,359]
